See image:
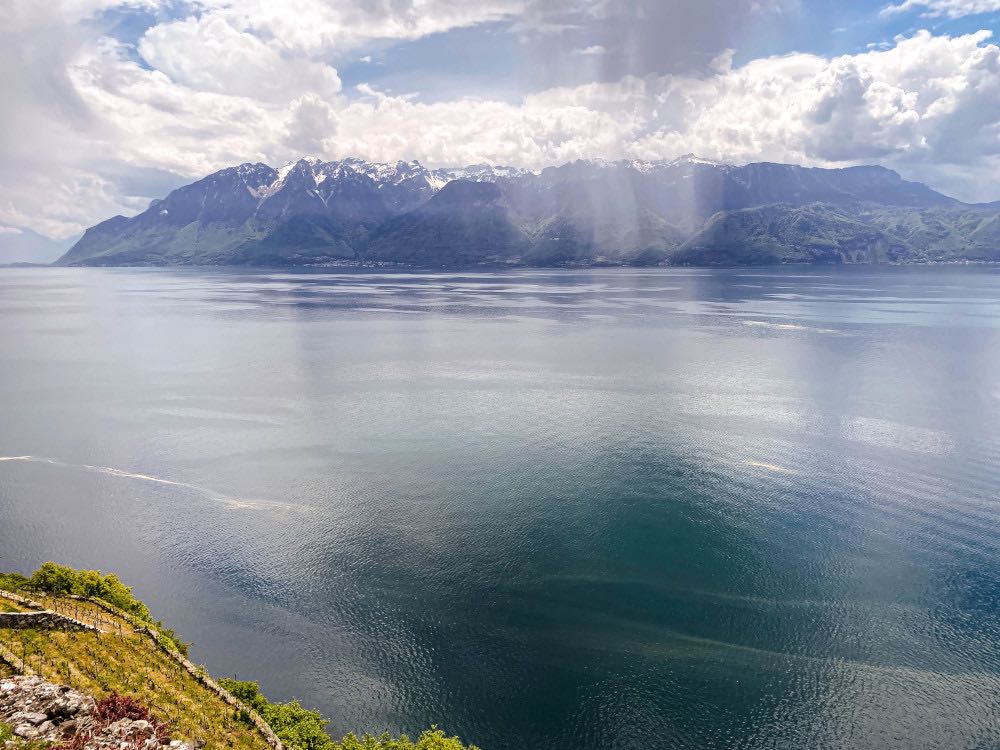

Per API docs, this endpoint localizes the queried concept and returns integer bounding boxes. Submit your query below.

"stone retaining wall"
[1,590,285,750]
[0,639,30,675]
[0,610,100,632]
[0,589,44,610]
[72,596,286,750]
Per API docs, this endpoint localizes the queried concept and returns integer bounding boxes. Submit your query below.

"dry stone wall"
[0,590,42,609]
[1,590,284,750]
[0,591,285,750]
[0,611,100,632]
[71,596,285,750]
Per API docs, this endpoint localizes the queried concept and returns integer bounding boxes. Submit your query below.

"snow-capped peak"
[256,157,538,195]
[274,160,299,183]
[667,153,728,168]
[623,159,658,174]
[440,164,532,182]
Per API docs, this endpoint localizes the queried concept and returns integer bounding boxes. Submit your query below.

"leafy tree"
[219,679,335,750]
[8,562,188,655]
[24,563,149,619]
[28,562,77,594]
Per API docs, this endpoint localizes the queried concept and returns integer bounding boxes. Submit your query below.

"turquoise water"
[1,267,999,749]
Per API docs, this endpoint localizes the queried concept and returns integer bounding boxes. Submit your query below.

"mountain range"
[57,155,1000,267]
[0,228,78,265]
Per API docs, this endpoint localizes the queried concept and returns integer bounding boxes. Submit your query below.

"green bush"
[27,562,77,595]
[333,729,478,750]
[3,562,189,656]
[219,679,335,750]
[0,572,28,592]
[3,566,476,750]
[217,681,478,750]
[153,624,189,658]
[27,563,152,621]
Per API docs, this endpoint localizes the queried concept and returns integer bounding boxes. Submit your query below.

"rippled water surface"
[1,266,1000,749]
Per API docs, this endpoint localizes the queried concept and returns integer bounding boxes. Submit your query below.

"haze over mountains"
[0,229,78,265]
[58,156,1000,268]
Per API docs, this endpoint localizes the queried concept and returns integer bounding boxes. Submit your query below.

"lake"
[1,266,999,749]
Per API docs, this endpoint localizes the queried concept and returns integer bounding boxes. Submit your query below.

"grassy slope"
[0,592,271,750]
[671,203,913,265]
[1,564,478,750]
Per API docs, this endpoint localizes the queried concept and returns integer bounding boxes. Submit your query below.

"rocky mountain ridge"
[57,155,999,267]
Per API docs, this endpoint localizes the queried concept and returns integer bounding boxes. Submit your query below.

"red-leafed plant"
[51,733,88,750]
[52,693,169,749]
[95,693,156,724]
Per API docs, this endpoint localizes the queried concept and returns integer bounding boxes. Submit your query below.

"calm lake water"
[1,266,1000,749]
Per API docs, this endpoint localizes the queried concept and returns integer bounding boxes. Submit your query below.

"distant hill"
[0,228,77,265]
[56,155,999,267]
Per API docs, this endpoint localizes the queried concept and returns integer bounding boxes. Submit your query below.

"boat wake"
[743,459,799,475]
[0,455,298,511]
[743,320,840,334]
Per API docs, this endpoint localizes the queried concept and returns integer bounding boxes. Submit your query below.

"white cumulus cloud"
[137,15,342,101]
[192,0,526,54]
[3,0,1000,240]
[881,0,1000,18]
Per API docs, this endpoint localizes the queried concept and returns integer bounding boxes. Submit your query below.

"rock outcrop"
[1,676,96,742]
[0,676,194,749]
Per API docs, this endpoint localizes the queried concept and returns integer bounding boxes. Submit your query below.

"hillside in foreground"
[56,156,1000,268]
[0,563,476,750]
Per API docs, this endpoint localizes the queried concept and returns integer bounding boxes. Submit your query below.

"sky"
[3,0,1000,239]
